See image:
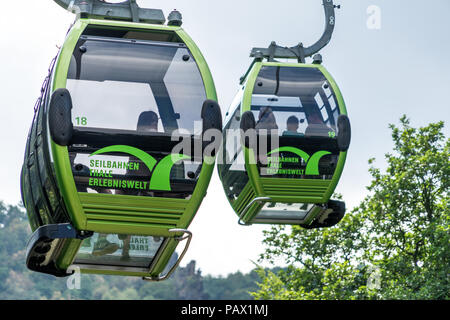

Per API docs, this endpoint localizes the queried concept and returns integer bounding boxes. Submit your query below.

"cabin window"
[67,36,206,135]
[218,107,249,203]
[74,233,166,269]
[66,36,206,198]
[251,66,341,179]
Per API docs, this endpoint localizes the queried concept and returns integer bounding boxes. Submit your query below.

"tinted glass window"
[74,233,165,269]
[254,202,315,224]
[218,107,249,203]
[67,36,206,134]
[252,66,340,179]
[252,66,340,137]
[67,36,205,198]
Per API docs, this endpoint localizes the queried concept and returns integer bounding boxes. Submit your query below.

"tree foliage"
[253,117,449,300]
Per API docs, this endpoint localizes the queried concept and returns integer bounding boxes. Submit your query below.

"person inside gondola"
[255,106,278,131]
[286,116,299,133]
[255,107,278,172]
[305,111,331,137]
[136,111,159,133]
[282,116,305,137]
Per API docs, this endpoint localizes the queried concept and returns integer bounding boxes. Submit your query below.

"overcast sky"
[0,0,449,276]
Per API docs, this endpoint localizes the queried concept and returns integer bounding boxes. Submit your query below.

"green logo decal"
[88,145,190,192]
[267,147,331,176]
[150,154,191,191]
[91,145,158,173]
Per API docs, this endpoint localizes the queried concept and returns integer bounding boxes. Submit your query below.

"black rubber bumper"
[26,223,92,277]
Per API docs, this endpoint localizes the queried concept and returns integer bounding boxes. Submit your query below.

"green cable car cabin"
[218,61,350,227]
[218,0,350,228]
[21,1,221,280]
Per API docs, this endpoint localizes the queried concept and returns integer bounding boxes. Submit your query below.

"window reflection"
[67,38,206,135]
[252,66,341,179]
[254,202,315,223]
[67,36,206,198]
[75,233,165,268]
[252,66,340,137]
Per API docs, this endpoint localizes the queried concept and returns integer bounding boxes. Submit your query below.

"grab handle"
[238,197,272,226]
[143,228,192,282]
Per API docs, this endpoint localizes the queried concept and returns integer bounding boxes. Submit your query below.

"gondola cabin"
[218,61,350,227]
[21,5,221,280]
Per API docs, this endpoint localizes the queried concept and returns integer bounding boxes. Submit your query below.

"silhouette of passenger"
[308,112,324,125]
[305,112,331,137]
[137,111,159,133]
[255,107,278,131]
[286,116,299,133]
[283,116,305,137]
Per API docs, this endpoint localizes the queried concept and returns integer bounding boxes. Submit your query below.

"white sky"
[0,0,449,277]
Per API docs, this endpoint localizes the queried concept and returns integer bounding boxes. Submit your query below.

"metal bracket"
[26,223,93,277]
[238,197,272,226]
[53,0,166,25]
[250,0,340,63]
[142,228,193,282]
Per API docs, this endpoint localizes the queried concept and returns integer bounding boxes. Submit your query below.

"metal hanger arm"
[304,0,338,57]
[250,0,340,62]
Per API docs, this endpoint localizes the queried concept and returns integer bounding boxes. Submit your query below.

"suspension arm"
[250,0,340,62]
